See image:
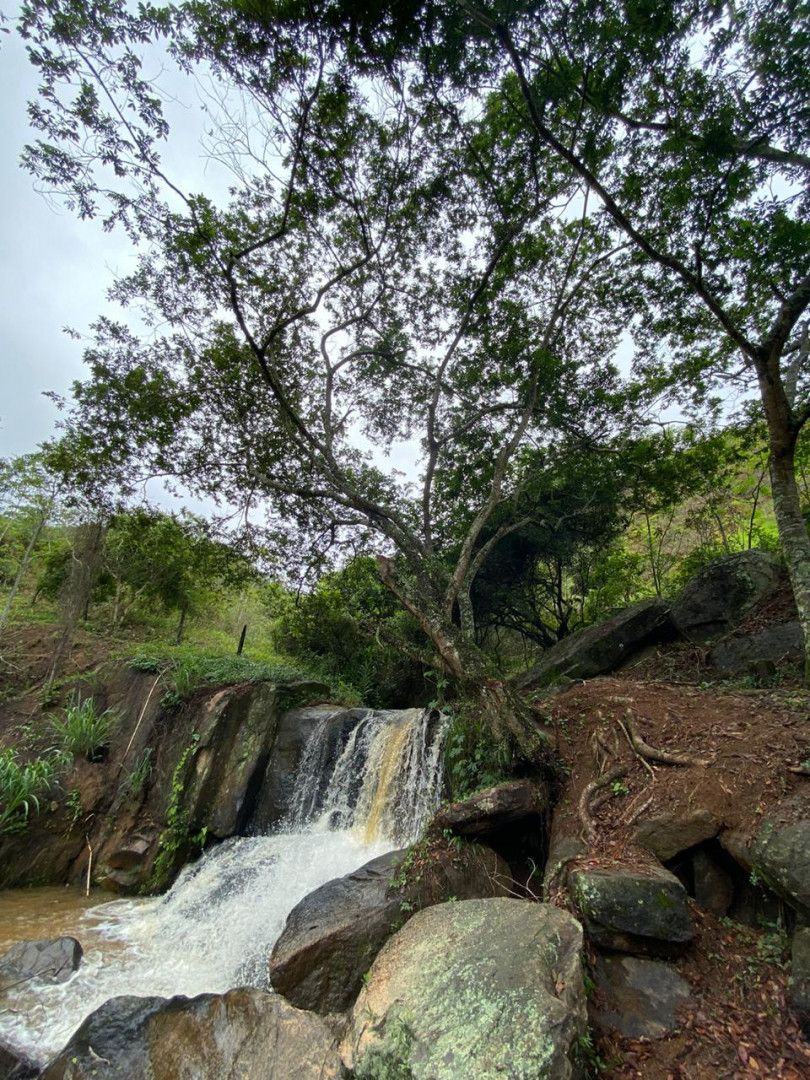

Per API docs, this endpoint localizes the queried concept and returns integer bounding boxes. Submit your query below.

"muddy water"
[0,886,113,954]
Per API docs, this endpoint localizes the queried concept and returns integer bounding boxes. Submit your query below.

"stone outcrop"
[249,705,362,832]
[569,863,694,956]
[270,841,512,1013]
[634,807,720,862]
[709,621,803,674]
[0,937,82,994]
[342,898,587,1080]
[750,798,810,917]
[589,954,691,1040]
[431,779,550,838]
[513,598,673,690]
[671,550,783,641]
[39,988,343,1080]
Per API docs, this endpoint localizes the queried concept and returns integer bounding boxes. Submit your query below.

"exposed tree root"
[622,709,711,767]
[578,762,630,843]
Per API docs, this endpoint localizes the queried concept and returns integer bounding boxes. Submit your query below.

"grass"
[0,748,59,834]
[128,642,322,707]
[50,695,119,760]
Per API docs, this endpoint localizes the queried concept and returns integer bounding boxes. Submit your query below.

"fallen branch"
[85,836,93,897]
[623,710,710,767]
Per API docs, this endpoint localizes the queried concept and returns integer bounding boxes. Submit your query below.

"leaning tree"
[19,0,641,750]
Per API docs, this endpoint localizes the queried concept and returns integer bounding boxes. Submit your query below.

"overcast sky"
[0,28,138,460]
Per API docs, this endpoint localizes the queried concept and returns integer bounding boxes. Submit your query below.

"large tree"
[19,0,638,750]
[260,0,810,671]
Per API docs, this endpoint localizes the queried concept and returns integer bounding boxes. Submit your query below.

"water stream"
[0,706,447,1064]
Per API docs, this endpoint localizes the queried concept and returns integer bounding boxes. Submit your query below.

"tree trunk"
[175,604,188,645]
[768,439,810,680]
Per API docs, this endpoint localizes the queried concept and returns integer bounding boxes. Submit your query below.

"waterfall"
[0,707,447,1064]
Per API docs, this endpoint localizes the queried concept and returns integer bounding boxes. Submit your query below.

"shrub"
[0,749,58,834]
[51,695,118,761]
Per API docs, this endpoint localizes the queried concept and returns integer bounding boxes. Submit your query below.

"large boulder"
[709,621,803,674]
[671,550,783,641]
[270,841,512,1014]
[569,863,694,956]
[513,598,673,690]
[750,798,810,917]
[342,898,586,1080]
[634,807,720,862]
[589,954,691,1040]
[40,988,343,1080]
[0,937,82,994]
[431,780,550,838]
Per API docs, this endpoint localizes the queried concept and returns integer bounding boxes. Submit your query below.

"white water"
[0,707,447,1064]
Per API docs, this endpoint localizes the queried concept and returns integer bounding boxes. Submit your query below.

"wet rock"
[569,864,694,956]
[342,898,586,1080]
[0,937,82,993]
[250,705,362,831]
[791,927,810,1035]
[431,779,550,838]
[513,598,673,689]
[0,1040,38,1080]
[589,953,691,1040]
[709,621,803,674]
[671,550,783,642]
[270,842,512,1014]
[751,799,810,917]
[40,988,343,1079]
[634,808,720,862]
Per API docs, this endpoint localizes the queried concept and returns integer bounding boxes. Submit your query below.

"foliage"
[271,557,428,706]
[50,695,118,761]
[0,748,58,835]
[124,747,153,797]
[148,733,206,892]
[443,705,515,800]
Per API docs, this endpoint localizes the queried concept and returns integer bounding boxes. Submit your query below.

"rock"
[0,1040,37,1080]
[791,927,810,1035]
[431,779,550,838]
[634,808,720,862]
[709,621,803,674]
[671,550,783,642]
[589,953,691,1040]
[250,705,363,831]
[431,779,551,873]
[569,864,694,956]
[342,898,586,1080]
[513,598,673,689]
[692,848,734,916]
[751,800,810,917]
[0,937,82,993]
[270,841,512,1014]
[40,988,343,1080]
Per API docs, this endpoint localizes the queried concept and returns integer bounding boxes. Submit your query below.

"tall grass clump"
[51,696,119,760]
[0,749,58,834]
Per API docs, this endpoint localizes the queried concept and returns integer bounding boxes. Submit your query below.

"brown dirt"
[534,677,810,1078]
[539,677,810,856]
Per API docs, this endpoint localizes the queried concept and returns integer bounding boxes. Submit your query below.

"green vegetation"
[0,748,58,835]
[50,695,119,761]
[148,734,206,892]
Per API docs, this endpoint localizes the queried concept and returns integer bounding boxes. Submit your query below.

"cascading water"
[0,707,447,1064]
